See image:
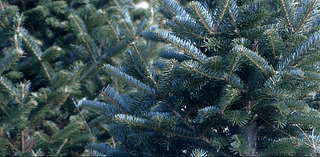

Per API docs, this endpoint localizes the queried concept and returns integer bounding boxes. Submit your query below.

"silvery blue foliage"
[83,0,320,156]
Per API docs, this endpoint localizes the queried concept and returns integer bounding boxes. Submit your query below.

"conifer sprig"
[103,64,155,95]
[295,0,318,33]
[280,0,295,33]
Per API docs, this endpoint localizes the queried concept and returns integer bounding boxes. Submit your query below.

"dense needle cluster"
[78,0,320,156]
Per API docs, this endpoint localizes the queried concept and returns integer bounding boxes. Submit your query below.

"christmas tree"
[77,0,320,156]
[0,0,155,156]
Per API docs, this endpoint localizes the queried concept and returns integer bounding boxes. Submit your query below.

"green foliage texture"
[0,0,155,156]
[76,0,320,156]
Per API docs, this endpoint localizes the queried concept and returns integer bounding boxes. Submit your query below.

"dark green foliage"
[0,0,154,156]
[78,0,320,156]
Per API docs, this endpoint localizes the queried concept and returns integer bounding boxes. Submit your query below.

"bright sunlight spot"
[136,1,149,9]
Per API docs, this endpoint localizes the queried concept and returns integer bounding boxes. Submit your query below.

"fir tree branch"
[111,136,116,148]
[21,129,35,153]
[0,21,4,28]
[228,50,240,78]
[162,99,195,131]
[123,20,133,38]
[236,46,271,77]
[182,61,227,81]
[100,28,110,50]
[106,19,119,40]
[190,2,214,35]
[0,105,9,116]
[112,0,121,9]
[103,64,155,95]
[14,14,51,80]
[277,31,320,70]
[261,117,313,149]
[267,31,277,59]
[219,88,240,112]
[68,14,97,62]
[295,0,317,33]
[131,42,156,85]
[294,124,313,148]
[163,59,177,94]
[79,59,101,82]
[86,7,101,31]
[156,32,206,63]
[229,0,240,37]
[113,76,119,92]
[0,0,9,26]
[213,0,230,35]
[201,89,239,136]
[157,0,206,39]
[200,114,222,137]
[146,42,158,60]
[172,19,206,40]
[112,0,134,39]
[280,0,294,33]
[19,33,51,80]
[34,131,50,144]
[115,116,229,155]
[72,98,95,143]
[54,138,68,157]
[0,77,14,96]
[0,76,22,105]
[100,90,128,114]
[7,139,19,153]
[13,34,24,55]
